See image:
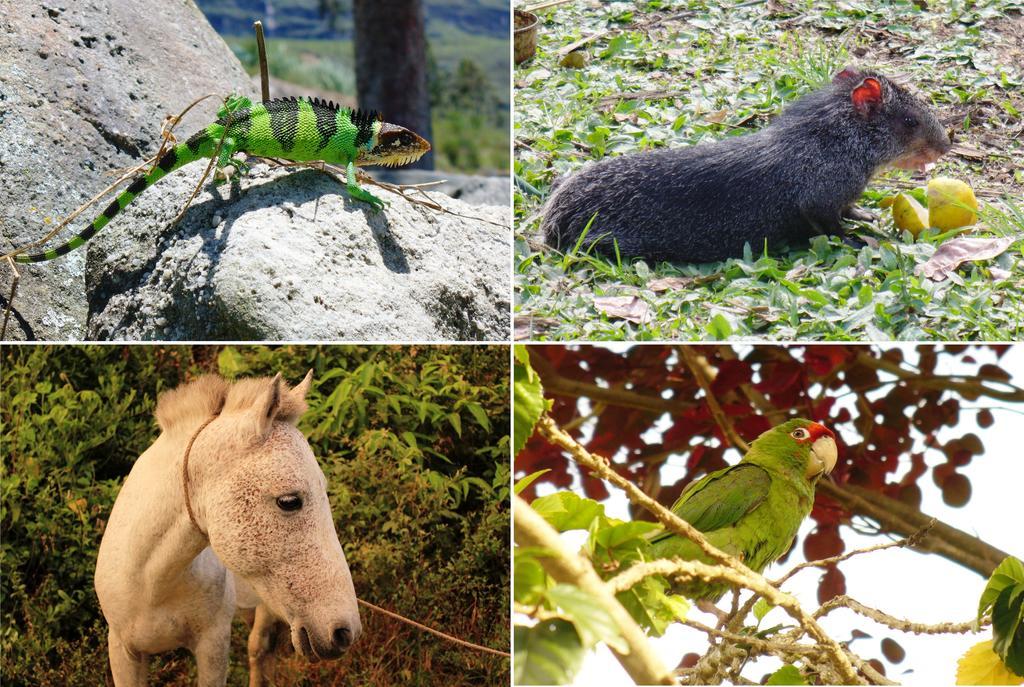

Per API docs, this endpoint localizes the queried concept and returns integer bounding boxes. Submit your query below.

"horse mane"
[155,374,307,436]
[221,376,308,423]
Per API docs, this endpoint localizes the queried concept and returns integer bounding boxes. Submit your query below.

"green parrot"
[649,418,838,604]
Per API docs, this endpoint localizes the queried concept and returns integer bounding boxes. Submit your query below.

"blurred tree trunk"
[353,0,434,169]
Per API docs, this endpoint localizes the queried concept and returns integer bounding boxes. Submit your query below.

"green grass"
[514,0,1024,341]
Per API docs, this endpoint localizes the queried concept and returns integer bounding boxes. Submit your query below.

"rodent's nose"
[332,625,353,651]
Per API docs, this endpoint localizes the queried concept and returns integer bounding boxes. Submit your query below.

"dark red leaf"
[818,565,846,605]
[959,432,983,455]
[941,473,972,507]
[710,359,754,395]
[678,653,700,669]
[881,637,906,664]
[896,484,922,509]
[804,525,845,561]
[805,345,853,376]
[977,408,994,428]
[978,364,1011,382]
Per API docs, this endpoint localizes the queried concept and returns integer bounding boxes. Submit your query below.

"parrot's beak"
[806,436,838,479]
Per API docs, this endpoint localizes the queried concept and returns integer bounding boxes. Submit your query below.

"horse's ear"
[249,373,283,439]
[279,369,313,424]
[293,369,314,400]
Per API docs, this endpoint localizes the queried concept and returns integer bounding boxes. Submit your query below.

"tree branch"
[679,347,749,451]
[513,494,675,685]
[855,352,1024,404]
[771,522,934,587]
[815,595,988,635]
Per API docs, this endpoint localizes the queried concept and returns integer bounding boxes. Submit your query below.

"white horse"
[95,371,361,686]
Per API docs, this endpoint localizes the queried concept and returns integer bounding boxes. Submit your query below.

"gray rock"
[0,0,253,340]
[86,164,510,341]
[374,169,510,207]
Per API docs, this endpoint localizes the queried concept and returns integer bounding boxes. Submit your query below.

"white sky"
[518,344,1024,686]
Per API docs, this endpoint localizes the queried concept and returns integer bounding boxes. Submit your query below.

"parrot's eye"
[791,428,810,440]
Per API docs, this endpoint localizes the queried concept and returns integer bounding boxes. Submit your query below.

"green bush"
[1,345,509,686]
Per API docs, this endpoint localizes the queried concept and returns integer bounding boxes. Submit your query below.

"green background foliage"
[1,344,509,686]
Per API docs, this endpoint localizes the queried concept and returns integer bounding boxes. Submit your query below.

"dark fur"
[541,68,951,263]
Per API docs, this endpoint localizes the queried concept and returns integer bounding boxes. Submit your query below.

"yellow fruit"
[891,192,929,237]
[927,177,978,230]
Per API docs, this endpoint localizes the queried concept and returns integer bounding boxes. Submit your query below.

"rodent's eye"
[903,115,918,128]
[276,494,303,512]
[791,428,810,440]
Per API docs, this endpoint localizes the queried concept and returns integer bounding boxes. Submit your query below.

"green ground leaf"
[514,620,585,686]
[706,313,733,339]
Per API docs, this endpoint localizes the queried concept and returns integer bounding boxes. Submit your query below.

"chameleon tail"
[15,132,216,263]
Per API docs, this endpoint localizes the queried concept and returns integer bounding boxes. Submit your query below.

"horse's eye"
[276,495,303,512]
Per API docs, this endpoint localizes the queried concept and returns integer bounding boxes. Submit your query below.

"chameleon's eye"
[791,427,810,440]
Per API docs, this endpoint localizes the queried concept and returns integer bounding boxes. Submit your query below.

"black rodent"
[541,67,952,263]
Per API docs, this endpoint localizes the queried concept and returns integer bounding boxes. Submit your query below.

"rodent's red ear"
[850,77,884,117]
[832,67,862,84]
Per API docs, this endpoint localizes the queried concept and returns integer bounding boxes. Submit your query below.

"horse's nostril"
[333,625,352,650]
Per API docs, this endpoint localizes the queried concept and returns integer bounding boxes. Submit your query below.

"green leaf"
[546,584,628,652]
[767,664,808,685]
[615,575,687,636]
[592,520,661,549]
[447,412,462,437]
[980,556,1024,622]
[531,491,605,532]
[515,469,551,495]
[217,346,248,377]
[464,401,492,432]
[514,549,549,605]
[753,597,773,622]
[991,584,1024,676]
[706,313,733,339]
[514,620,585,685]
[513,345,546,454]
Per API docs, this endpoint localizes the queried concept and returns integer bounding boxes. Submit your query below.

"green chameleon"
[14,95,431,263]
[649,418,838,605]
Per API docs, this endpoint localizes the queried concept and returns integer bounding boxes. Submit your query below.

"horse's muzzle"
[298,622,358,661]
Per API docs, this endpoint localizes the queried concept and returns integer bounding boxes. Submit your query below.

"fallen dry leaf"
[594,296,650,324]
[647,276,696,292]
[705,108,729,124]
[917,237,1014,281]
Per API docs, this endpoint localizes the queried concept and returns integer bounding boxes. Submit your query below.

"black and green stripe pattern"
[15,97,387,263]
